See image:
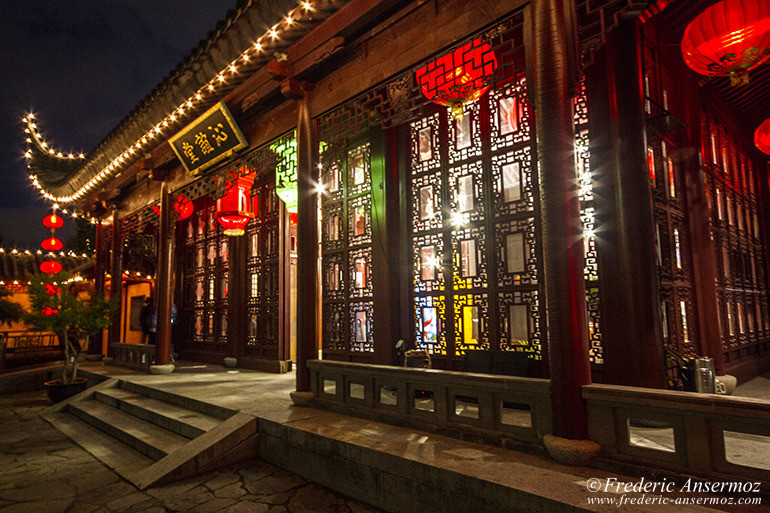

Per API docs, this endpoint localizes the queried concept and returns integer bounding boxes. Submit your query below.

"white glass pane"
[499,97,518,135]
[506,232,526,274]
[354,258,367,289]
[460,240,477,278]
[457,175,474,212]
[455,113,471,150]
[419,186,434,221]
[510,304,528,343]
[423,307,438,344]
[502,162,521,203]
[355,311,368,342]
[421,246,436,281]
[419,127,432,162]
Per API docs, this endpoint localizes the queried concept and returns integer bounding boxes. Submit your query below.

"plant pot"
[44,378,89,403]
[224,357,237,368]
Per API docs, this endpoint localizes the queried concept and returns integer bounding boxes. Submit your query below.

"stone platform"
[57,361,737,513]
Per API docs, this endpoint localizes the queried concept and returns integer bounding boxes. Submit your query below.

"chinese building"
[22,0,770,464]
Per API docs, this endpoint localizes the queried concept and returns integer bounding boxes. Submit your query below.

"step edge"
[118,380,237,419]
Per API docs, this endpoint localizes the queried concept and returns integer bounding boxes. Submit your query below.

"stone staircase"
[42,379,258,489]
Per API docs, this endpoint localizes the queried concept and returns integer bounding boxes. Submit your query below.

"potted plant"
[24,271,116,402]
[0,285,24,369]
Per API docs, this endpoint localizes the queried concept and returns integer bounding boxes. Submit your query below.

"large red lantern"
[755,119,770,155]
[41,237,64,251]
[214,170,255,236]
[42,213,64,230]
[415,38,498,118]
[681,0,770,85]
[40,260,63,274]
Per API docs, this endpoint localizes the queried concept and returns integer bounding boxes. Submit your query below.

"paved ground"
[0,391,383,513]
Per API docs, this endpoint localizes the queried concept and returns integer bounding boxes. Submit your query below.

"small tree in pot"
[25,272,115,400]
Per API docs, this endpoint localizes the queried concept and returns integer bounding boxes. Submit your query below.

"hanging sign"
[168,101,248,177]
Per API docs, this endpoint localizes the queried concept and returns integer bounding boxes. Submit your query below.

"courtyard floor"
[0,390,382,513]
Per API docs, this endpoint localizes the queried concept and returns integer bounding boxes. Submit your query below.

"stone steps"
[41,378,258,489]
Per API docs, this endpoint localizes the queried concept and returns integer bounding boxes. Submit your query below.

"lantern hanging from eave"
[756,119,770,155]
[40,260,63,274]
[41,237,64,252]
[272,137,298,213]
[214,169,255,236]
[151,194,194,221]
[415,38,498,118]
[42,213,64,230]
[681,0,770,86]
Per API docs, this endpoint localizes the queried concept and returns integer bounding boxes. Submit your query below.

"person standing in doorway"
[139,297,157,345]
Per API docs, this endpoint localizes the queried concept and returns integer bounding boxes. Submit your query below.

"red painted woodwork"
[42,213,64,230]
[755,118,770,155]
[40,260,63,274]
[415,38,498,118]
[681,0,770,84]
[214,170,255,236]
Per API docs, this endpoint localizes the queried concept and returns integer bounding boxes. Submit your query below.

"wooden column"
[589,19,666,388]
[155,181,174,365]
[533,0,591,440]
[108,209,123,351]
[295,95,319,393]
[89,221,107,355]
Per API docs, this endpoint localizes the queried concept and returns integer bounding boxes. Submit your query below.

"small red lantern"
[41,306,59,317]
[45,283,61,295]
[174,195,194,221]
[151,194,194,221]
[681,0,770,85]
[214,170,255,236]
[41,237,64,252]
[755,119,770,155]
[42,213,64,230]
[40,260,63,274]
[415,38,498,118]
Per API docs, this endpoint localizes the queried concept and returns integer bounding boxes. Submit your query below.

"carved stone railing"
[110,343,155,371]
[584,384,770,483]
[308,360,552,444]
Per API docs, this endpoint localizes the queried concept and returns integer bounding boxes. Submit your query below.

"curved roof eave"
[26,0,338,205]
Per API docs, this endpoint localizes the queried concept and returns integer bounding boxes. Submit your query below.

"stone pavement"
[0,391,383,513]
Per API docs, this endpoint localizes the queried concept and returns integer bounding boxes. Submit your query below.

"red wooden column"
[588,19,666,388]
[292,95,319,403]
[533,0,592,441]
[108,208,123,351]
[89,220,107,355]
[155,180,174,367]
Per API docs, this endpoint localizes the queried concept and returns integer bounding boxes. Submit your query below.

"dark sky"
[0,1,237,249]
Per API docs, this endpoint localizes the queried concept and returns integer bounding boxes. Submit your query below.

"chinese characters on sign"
[169,102,248,176]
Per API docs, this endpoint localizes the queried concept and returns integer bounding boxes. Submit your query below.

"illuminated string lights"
[26,1,317,205]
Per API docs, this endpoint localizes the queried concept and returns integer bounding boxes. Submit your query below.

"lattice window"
[320,140,375,354]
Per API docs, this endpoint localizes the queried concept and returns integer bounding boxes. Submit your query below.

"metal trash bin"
[693,357,716,394]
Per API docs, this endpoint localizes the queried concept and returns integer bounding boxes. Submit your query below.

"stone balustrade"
[110,343,155,371]
[308,360,552,445]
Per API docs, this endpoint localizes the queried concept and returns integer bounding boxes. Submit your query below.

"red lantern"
[755,118,770,155]
[214,170,255,236]
[41,237,64,252]
[151,195,194,221]
[40,260,63,274]
[174,195,194,221]
[45,283,61,295]
[415,38,498,118]
[42,213,64,230]
[681,0,770,85]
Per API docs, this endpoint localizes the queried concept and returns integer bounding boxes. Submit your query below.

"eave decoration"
[755,118,770,155]
[681,0,770,86]
[415,38,498,118]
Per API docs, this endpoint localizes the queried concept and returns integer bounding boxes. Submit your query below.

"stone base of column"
[290,391,314,406]
[543,434,601,466]
[149,364,175,375]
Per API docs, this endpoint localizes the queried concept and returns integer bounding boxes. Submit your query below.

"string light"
[27,1,316,205]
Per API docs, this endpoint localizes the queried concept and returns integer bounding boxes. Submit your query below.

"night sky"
[0,1,236,250]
